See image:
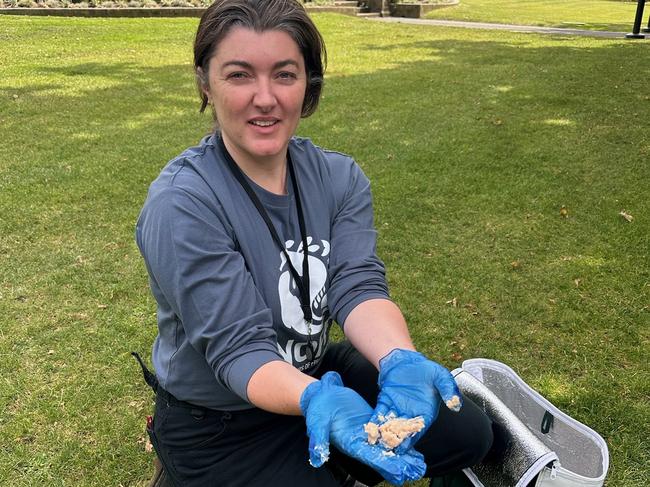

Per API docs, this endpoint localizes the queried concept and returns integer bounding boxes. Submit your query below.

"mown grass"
[424,0,640,32]
[1,13,648,487]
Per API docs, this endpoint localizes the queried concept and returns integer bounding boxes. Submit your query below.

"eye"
[276,71,298,82]
[226,71,250,81]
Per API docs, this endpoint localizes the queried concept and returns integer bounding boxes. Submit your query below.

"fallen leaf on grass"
[619,210,633,222]
[559,205,568,218]
[138,436,154,453]
[574,279,581,288]
[450,340,466,351]
[446,297,458,308]
[510,260,521,270]
[463,303,480,316]
[451,352,463,361]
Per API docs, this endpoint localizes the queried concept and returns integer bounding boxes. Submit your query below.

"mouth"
[249,119,280,127]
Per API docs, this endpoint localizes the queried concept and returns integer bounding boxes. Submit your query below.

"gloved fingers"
[305,410,332,467]
[429,365,463,412]
[418,394,440,426]
[354,441,427,486]
[308,435,331,468]
[303,372,344,468]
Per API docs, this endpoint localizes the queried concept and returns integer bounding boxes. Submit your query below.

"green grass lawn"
[1,13,648,487]
[424,0,640,32]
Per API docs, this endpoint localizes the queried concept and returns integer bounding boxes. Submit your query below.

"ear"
[196,67,210,99]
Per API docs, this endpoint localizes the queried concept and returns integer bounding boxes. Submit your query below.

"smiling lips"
[249,118,279,127]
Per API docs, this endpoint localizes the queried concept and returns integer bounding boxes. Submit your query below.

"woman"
[135,0,493,485]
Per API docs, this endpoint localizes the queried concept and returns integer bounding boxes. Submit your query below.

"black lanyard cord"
[218,137,313,327]
[286,155,313,324]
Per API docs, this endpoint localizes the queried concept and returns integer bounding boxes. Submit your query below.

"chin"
[249,141,287,158]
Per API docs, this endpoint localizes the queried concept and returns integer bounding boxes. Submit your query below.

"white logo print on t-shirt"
[276,237,331,367]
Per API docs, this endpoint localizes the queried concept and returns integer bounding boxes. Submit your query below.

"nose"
[253,78,276,112]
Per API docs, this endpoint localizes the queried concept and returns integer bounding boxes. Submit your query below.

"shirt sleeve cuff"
[223,350,285,402]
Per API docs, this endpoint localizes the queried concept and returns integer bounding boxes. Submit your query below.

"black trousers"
[147,342,493,487]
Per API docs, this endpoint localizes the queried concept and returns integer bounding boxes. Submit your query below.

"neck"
[222,136,288,195]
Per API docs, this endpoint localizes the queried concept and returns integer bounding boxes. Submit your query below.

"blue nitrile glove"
[300,371,427,486]
[371,349,463,453]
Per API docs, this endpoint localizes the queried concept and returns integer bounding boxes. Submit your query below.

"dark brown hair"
[194,0,327,118]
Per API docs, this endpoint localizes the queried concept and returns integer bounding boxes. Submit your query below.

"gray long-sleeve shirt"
[136,134,389,410]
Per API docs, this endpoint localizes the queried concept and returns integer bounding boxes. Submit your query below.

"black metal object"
[626,0,647,38]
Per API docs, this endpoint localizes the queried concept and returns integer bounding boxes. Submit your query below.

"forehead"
[212,27,303,67]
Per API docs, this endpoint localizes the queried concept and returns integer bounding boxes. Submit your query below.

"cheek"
[214,90,247,117]
[287,84,308,112]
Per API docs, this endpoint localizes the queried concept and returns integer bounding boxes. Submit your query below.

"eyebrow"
[221,59,300,70]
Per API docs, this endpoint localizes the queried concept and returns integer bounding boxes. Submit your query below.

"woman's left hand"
[371,349,463,453]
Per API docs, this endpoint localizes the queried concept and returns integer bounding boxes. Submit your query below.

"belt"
[132,351,209,413]
[156,386,209,412]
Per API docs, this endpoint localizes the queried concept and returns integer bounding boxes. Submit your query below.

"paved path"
[367,17,643,39]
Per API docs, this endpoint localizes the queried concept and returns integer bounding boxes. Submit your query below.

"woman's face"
[203,27,307,166]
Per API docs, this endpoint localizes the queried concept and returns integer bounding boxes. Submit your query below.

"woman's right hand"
[300,371,426,486]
